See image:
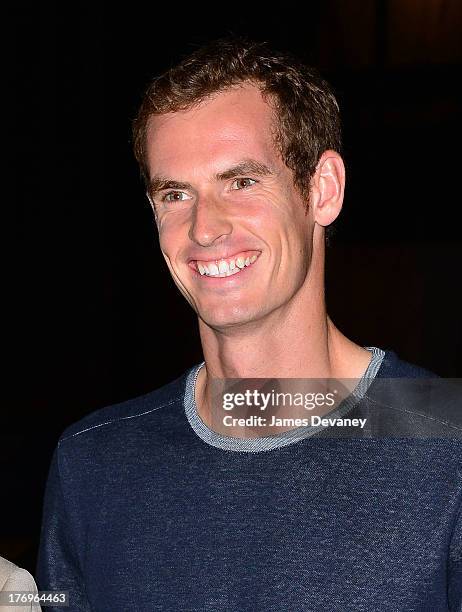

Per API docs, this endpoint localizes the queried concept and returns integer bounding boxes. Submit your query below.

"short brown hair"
[132,37,342,234]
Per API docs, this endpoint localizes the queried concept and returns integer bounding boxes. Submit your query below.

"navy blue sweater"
[37,349,462,611]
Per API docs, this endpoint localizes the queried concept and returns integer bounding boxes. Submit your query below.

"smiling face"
[145,83,317,331]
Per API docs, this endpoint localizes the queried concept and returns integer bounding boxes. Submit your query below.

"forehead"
[145,84,280,177]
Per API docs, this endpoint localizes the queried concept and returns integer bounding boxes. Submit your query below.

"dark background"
[7,0,462,572]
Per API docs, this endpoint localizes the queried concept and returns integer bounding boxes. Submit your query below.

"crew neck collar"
[183,346,386,453]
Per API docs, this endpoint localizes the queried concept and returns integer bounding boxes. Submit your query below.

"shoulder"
[58,365,198,446]
[377,349,438,378]
[46,365,201,509]
[369,349,462,435]
[0,556,38,592]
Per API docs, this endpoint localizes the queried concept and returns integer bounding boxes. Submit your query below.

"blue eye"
[232,178,257,190]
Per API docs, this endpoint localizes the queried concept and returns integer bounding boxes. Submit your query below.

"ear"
[310,150,345,227]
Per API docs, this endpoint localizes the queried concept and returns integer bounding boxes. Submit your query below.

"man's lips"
[187,249,261,266]
[187,250,261,278]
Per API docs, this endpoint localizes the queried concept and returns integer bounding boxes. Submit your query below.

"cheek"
[157,215,187,258]
[158,233,184,277]
[243,191,308,248]
[234,189,290,232]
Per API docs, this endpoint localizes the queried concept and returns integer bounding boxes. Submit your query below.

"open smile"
[189,250,261,278]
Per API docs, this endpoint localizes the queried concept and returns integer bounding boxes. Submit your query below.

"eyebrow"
[215,159,274,181]
[148,159,274,196]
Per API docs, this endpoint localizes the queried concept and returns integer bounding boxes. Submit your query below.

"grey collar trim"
[183,347,385,453]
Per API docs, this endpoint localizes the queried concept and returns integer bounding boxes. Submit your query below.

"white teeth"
[225,267,241,277]
[194,253,259,277]
[218,260,229,274]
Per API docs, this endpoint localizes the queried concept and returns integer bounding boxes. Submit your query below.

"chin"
[197,303,267,331]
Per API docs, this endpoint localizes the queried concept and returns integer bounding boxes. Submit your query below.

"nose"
[189,196,233,247]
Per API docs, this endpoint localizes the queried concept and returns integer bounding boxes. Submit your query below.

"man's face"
[145,84,316,331]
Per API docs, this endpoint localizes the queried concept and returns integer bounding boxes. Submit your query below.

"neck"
[194,239,372,426]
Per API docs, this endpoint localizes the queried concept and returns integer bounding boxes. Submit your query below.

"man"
[37,39,461,611]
